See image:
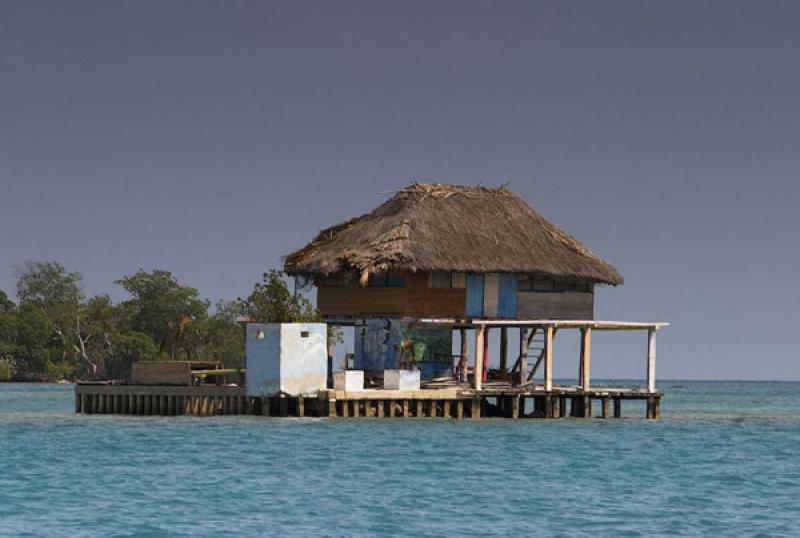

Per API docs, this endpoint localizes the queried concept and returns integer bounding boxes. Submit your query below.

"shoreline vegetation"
[0,261,320,383]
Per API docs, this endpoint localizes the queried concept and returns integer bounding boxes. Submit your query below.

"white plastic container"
[333,370,364,392]
[383,369,421,391]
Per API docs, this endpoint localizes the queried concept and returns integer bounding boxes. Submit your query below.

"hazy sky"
[1,1,798,380]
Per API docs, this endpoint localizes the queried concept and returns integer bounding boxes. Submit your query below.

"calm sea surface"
[1,381,799,537]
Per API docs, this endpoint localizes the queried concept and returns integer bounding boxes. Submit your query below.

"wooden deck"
[74,383,662,419]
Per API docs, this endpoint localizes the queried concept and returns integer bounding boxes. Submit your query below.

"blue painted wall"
[465,273,484,317]
[497,273,518,318]
[354,319,403,371]
[354,319,453,379]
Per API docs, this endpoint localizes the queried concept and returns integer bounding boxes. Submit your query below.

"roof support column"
[580,327,592,391]
[474,326,485,391]
[544,326,554,392]
[518,327,529,385]
[499,327,508,372]
[647,329,657,394]
[459,328,468,383]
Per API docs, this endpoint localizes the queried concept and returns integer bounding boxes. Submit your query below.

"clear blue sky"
[1,1,798,380]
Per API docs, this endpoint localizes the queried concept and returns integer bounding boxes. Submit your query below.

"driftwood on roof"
[283,181,623,285]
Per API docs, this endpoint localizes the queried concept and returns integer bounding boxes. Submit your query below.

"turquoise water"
[1,382,799,537]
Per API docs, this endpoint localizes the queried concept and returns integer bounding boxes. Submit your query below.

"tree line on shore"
[0,262,318,381]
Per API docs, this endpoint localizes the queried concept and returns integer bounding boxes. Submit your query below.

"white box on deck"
[246,323,327,397]
[384,369,421,391]
[333,370,364,392]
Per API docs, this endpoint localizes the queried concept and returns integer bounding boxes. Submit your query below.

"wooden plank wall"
[404,272,465,317]
[317,286,405,317]
[517,291,594,319]
[132,362,192,386]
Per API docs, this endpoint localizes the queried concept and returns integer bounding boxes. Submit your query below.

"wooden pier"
[76,319,667,420]
[75,383,662,419]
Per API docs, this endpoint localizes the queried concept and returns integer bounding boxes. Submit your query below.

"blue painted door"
[465,273,485,317]
[497,273,518,318]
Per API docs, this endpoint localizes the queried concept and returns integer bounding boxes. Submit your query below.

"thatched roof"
[283,182,623,285]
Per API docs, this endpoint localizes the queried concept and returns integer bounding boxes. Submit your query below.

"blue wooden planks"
[497,273,518,318]
[465,273,485,317]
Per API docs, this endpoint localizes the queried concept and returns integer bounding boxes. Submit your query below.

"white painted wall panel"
[246,323,327,396]
[483,273,500,318]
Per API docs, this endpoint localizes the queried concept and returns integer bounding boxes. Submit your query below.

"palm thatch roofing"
[283,182,623,285]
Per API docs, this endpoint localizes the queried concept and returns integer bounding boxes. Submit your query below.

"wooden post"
[518,328,528,385]
[582,396,592,418]
[279,395,288,417]
[474,326,485,391]
[647,329,657,393]
[544,394,558,418]
[471,398,481,418]
[459,328,468,382]
[499,327,508,372]
[297,396,305,417]
[511,396,519,419]
[544,325,554,392]
[327,332,334,389]
[601,397,609,418]
[613,398,622,418]
[581,327,592,391]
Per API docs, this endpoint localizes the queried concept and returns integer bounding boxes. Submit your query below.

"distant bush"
[0,358,12,381]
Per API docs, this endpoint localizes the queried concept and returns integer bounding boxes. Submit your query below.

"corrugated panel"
[497,273,518,318]
[465,273,484,317]
[483,273,499,318]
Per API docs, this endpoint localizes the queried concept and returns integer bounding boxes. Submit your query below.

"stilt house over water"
[73,182,667,419]
[284,181,660,390]
[285,182,623,321]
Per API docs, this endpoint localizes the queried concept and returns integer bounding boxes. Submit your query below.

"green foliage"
[0,359,12,381]
[15,261,83,367]
[0,302,55,379]
[116,270,210,359]
[184,301,244,368]
[238,270,318,323]
[238,270,341,346]
[1,264,331,380]
[0,289,14,314]
[16,260,83,328]
[102,331,160,380]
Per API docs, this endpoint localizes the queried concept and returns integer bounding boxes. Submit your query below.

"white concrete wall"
[246,323,328,396]
[278,323,327,395]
